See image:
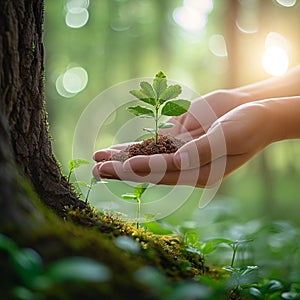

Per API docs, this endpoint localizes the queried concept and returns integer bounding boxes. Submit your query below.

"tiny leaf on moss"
[161,99,190,116]
[133,183,149,198]
[68,159,90,171]
[127,106,154,117]
[122,194,137,201]
[75,181,88,188]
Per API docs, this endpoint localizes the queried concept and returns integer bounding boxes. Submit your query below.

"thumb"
[173,124,227,170]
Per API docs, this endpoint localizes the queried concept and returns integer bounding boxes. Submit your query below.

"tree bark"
[0,0,86,220]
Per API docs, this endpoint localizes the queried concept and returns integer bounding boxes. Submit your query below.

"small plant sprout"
[122,183,149,229]
[67,158,90,183]
[127,71,191,144]
[76,177,108,203]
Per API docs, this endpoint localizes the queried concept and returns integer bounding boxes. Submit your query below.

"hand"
[93,100,275,187]
[159,89,252,141]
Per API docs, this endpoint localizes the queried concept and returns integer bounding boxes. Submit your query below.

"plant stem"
[155,106,159,144]
[136,197,141,229]
[67,170,72,183]
[85,186,91,203]
[231,244,239,267]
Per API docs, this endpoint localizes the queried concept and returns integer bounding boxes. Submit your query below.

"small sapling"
[127,71,190,144]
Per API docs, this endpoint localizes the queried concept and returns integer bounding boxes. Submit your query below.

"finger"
[93,149,119,162]
[123,153,179,173]
[173,123,227,170]
[98,161,166,184]
[98,160,202,186]
[92,162,104,179]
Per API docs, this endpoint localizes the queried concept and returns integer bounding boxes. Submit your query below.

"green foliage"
[122,183,149,229]
[114,236,141,254]
[0,234,111,299]
[128,71,190,143]
[67,158,90,183]
[76,177,107,203]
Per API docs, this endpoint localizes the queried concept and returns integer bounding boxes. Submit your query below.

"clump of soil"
[111,135,185,162]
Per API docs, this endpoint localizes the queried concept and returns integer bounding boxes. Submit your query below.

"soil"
[110,135,185,162]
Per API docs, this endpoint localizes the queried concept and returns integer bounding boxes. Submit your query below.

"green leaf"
[161,99,190,116]
[122,193,137,201]
[127,106,154,118]
[90,177,98,185]
[185,231,198,246]
[75,180,88,188]
[143,127,156,134]
[222,266,239,274]
[199,238,233,255]
[155,71,166,79]
[45,257,111,283]
[281,291,300,300]
[68,158,90,171]
[159,84,182,103]
[261,280,284,294]
[114,236,141,254]
[222,265,259,277]
[249,287,263,299]
[153,72,167,99]
[12,248,43,287]
[133,183,149,198]
[158,122,174,129]
[0,234,18,255]
[239,265,259,276]
[140,81,156,99]
[129,90,156,106]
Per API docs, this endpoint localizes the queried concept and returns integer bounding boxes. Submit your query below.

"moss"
[1,202,226,299]
[64,205,215,280]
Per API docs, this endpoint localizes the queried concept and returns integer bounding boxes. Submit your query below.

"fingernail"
[174,151,190,169]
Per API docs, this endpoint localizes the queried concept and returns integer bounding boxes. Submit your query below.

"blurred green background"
[44,0,300,228]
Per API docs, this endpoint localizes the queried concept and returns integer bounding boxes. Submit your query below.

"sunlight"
[262,46,289,76]
[173,6,207,32]
[173,0,213,32]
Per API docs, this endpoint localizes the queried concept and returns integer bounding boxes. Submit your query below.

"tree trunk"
[0,0,86,220]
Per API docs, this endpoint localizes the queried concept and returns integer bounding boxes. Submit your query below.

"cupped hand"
[159,89,253,141]
[93,100,275,187]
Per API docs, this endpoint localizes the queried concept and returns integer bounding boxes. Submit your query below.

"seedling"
[127,71,190,144]
[222,265,260,291]
[76,177,107,203]
[68,158,107,203]
[122,183,149,229]
[67,158,90,183]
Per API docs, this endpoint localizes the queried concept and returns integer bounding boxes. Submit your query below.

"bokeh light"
[262,46,289,76]
[208,34,227,57]
[274,0,297,7]
[65,0,89,28]
[56,66,88,98]
[262,32,289,76]
[173,0,213,32]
